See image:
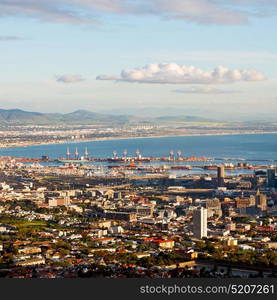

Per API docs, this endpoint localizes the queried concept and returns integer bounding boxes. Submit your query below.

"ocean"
[0,133,276,176]
[0,133,276,162]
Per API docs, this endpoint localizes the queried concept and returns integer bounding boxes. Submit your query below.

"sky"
[0,0,276,120]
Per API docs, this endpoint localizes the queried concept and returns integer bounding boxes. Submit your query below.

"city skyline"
[1,1,277,283]
[0,0,276,119]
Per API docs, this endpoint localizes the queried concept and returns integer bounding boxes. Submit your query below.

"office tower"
[217,165,225,186]
[255,189,267,211]
[193,207,207,239]
[206,198,222,217]
[267,168,277,188]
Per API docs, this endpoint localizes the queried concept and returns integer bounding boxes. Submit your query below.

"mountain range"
[0,108,217,125]
[0,109,132,125]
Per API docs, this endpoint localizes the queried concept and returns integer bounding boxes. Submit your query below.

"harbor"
[0,146,275,179]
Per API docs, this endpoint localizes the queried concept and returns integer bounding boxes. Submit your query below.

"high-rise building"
[193,207,207,239]
[206,198,222,217]
[217,165,225,186]
[267,168,277,188]
[255,189,267,212]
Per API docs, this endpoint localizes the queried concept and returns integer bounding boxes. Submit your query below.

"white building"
[109,226,124,234]
[193,207,207,239]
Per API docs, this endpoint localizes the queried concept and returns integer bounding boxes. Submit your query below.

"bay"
[0,133,276,162]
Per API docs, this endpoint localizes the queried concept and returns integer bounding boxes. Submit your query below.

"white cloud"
[0,0,276,25]
[56,74,85,83]
[173,87,240,94]
[96,63,266,84]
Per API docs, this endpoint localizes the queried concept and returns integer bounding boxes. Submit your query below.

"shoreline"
[1,130,277,150]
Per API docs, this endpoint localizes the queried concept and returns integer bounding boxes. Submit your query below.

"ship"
[56,159,90,164]
[56,147,90,164]
[107,149,151,162]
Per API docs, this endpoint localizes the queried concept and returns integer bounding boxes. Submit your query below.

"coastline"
[1,130,277,150]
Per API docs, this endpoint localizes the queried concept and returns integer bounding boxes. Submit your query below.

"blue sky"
[0,0,276,120]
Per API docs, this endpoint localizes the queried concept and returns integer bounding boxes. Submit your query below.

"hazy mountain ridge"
[0,108,134,125]
[0,108,234,125]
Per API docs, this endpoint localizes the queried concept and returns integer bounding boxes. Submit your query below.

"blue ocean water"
[0,134,276,162]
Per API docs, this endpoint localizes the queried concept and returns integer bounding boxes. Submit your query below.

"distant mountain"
[0,108,51,124]
[0,108,219,125]
[0,108,136,125]
[61,110,132,124]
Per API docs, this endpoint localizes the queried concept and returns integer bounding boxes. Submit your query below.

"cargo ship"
[56,147,91,164]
